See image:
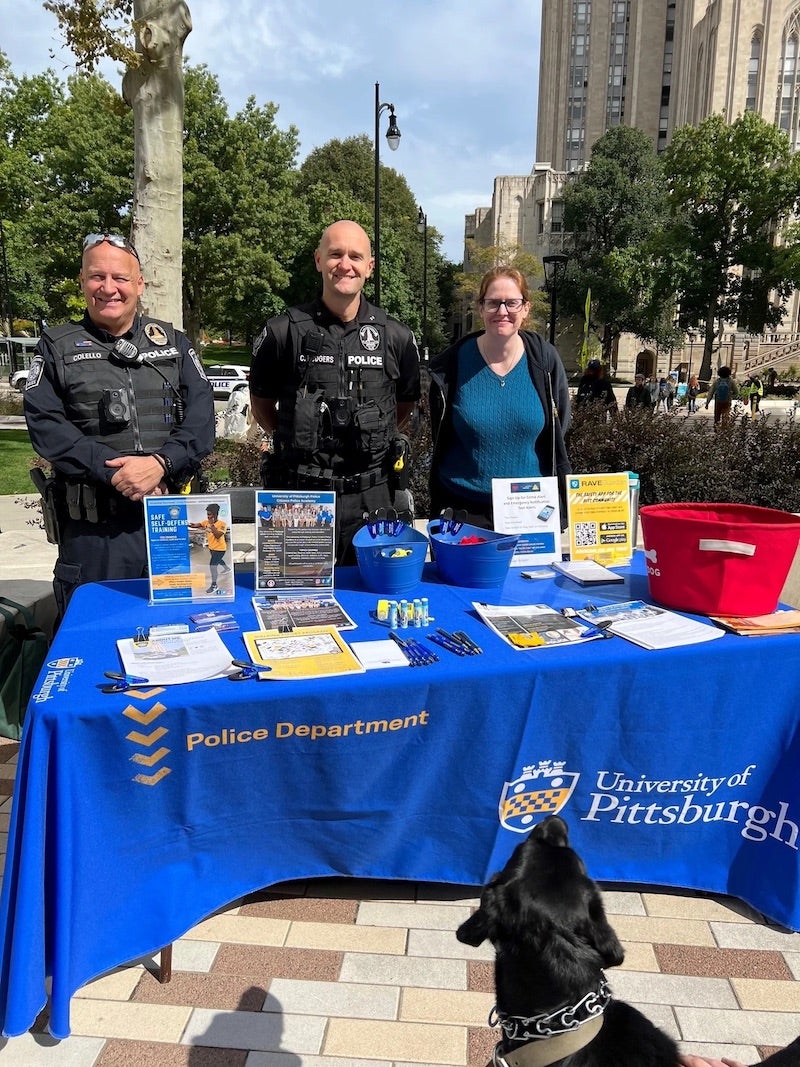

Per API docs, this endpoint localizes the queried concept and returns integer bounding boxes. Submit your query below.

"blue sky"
[3,0,542,263]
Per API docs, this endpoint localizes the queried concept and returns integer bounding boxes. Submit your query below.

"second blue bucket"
[427,521,519,588]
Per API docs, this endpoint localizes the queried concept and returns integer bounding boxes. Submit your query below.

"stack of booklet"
[710,609,800,636]
[577,600,724,650]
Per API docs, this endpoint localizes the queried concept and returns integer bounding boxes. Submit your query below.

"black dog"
[457,815,800,1067]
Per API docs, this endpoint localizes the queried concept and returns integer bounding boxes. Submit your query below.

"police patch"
[74,338,95,347]
[187,347,207,379]
[359,325,380,351]
[145,322,169,345]
[25,355,45,391]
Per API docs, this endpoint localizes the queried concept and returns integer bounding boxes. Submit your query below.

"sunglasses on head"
[82,233,140,264]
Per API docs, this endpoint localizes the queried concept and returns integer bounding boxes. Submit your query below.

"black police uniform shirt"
[250,296,420,477]
[23,312,215,489]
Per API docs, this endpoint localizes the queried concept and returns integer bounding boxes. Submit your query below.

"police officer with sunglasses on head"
[24,233,215,620]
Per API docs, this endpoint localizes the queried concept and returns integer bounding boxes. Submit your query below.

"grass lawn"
[0,430,38,495]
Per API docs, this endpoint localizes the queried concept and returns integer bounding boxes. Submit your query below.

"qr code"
[573,521,597,548]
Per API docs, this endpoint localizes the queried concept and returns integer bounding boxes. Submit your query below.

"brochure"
[242,626,366,680]
[551,559,625,585]
[116,627,234,685]
[578,600,724,650]
[251,592,356,632]
[491,476,561,567]
[144,493,235,604]
[255,489,336,592]
[471,601,608,650]
[566,472,633,566]
[189,609,240,633]
[710,609,800,636]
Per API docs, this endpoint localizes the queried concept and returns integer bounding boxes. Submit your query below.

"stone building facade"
[466,0,800,381]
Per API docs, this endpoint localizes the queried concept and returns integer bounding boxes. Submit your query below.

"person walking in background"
[427,266,571,528]
[687,374,700,414]
[23,233,215,620]
[747,374,763,418]
[655,374,674,414]
[574,358,618,418]
[625,373,653,411]
[248,220,420,564]
[705,365,738,427]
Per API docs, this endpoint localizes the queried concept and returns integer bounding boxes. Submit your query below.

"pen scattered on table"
[388,630,438,666]
[433,628,483,655]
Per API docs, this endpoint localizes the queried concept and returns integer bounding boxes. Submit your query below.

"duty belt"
[293,464,388,494]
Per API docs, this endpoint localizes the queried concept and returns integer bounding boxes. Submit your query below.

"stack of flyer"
[189,608,239,633]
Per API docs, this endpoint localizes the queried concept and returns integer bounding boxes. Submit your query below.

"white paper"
[491,476,561,566]
[350,639,410,669]
[551,559,625,585]
[116,628,234,685]
[578,600,724,650]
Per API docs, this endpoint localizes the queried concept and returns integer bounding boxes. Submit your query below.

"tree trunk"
[122,1,191,328]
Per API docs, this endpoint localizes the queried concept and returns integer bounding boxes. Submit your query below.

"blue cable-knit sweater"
[436,338,544,497]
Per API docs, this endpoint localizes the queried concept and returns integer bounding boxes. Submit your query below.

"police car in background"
[206,364,249,399]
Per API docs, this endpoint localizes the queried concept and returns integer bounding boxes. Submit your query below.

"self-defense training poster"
[145,493,234,603]
[566,472,632,565]
[491,476,561,566]
[256,490,336,591]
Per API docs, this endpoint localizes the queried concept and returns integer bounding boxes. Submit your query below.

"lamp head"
[386,106,401,150]
[542,253,569,292]
[417,206,426,234]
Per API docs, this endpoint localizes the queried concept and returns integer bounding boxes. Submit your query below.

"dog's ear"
[581,891,625,968]
[456,907,490,946]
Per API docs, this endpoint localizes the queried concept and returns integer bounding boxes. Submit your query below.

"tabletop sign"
[255,489,336,592]
[144,493,235,605]
[566,472,633,566]
[491,476,561,567]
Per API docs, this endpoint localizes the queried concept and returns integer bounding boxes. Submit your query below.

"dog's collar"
[491,1014,604,1067]
[490,975,611,1044]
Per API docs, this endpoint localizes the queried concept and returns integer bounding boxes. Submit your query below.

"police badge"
[499,760,579,833]
[359,325,380,351]
[145,322,169,346]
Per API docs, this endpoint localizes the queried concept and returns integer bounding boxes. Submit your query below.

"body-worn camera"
[329,396,353,427]
[102,387,131,425]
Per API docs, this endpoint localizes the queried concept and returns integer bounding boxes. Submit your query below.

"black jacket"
[427,329,572,507]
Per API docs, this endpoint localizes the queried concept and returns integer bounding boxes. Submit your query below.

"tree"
[44,0,192,325]
[182,65,302,343]
[662,110,800,383]
[562,125,673,363]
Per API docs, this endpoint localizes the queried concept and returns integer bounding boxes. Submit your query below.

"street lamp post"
[542,253,569,346]
[416,206,428,359]
[374,82,400,308]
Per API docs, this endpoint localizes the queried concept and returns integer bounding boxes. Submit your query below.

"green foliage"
[662,111,800,381]
[562,125,672,360]
[0,430,39,495]
[566,406,800,512]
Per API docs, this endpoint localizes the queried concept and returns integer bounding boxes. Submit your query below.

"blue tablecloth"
[1,556,799,1037]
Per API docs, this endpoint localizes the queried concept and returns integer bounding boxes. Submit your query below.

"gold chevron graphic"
[131,747,170,767]
[123,702,167,725]
[126,726,168,746]
[124,687,165,700]
[133,767,171,786]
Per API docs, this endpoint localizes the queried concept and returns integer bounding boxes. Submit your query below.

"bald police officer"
[24,233,215,619]
[249,220,420,564]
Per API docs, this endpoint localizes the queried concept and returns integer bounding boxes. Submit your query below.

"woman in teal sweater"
[428,266,571,527]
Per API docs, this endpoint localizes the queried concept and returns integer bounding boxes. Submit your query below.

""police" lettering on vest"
[347,354,384,368]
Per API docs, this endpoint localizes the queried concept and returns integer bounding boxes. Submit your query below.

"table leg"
[158,944,173,984]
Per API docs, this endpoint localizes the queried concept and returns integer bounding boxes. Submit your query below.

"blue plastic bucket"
[427,521,519,588]
[352,525,429,594]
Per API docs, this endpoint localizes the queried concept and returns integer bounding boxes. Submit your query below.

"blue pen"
[409,638,438,664]
[428,633,467,656]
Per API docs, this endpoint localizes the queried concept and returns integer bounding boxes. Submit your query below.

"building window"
[746,32,762,112]
[775,24,800,147]
[551,201,565,234]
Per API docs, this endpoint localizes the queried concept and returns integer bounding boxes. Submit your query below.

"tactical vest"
[45,318,183,453]
[275,303,398,473]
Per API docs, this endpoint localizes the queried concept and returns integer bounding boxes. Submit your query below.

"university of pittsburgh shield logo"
[499,760,579,833]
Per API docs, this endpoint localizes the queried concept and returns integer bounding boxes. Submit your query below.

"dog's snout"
[534,814,570,847]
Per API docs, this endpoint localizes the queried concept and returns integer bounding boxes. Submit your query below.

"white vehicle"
[206,364,249,399]
[0,337,39,390]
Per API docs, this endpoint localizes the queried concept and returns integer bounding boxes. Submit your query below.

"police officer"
[249,220,421,563]
[24,233,215,618]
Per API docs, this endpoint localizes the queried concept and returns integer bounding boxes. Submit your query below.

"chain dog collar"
[490,975,612,1043]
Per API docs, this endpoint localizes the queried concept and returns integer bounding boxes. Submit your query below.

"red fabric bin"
[639,502,800,616]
